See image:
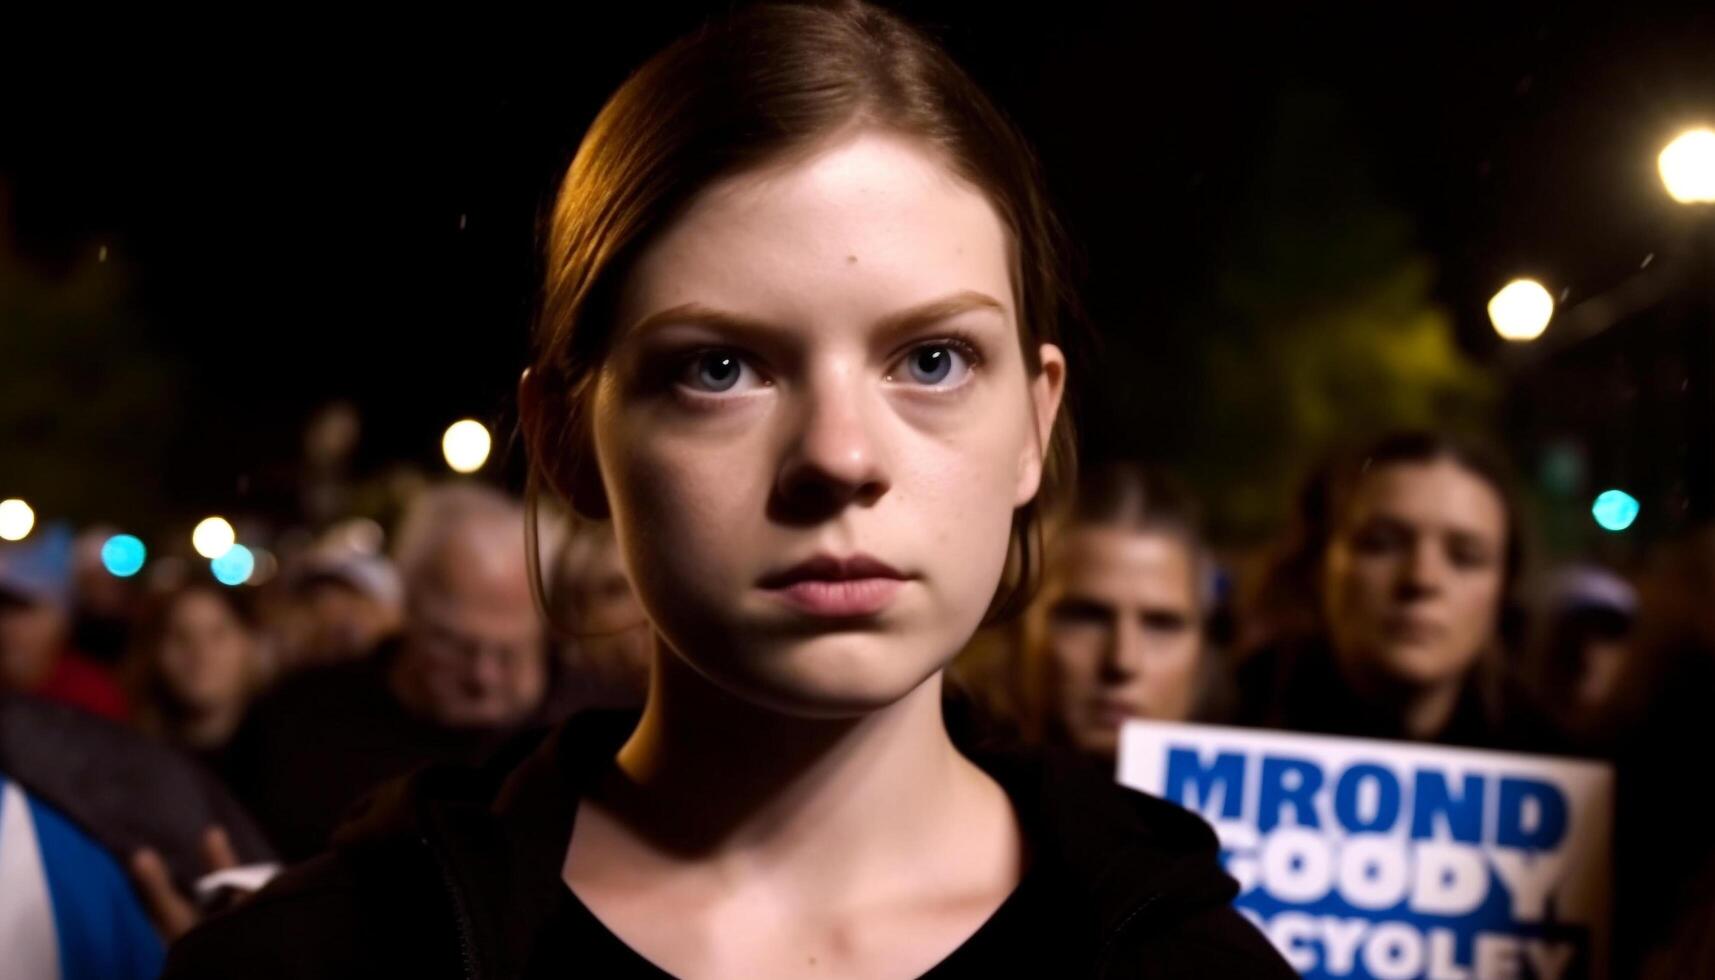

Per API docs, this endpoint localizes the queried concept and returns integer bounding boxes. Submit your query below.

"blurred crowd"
[2,430,1712,975]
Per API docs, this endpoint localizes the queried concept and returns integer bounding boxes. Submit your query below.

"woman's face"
[590,130,1064,717]
[1039,528,1203,756]
[159,589,255,712]
[1321,459,1509,689]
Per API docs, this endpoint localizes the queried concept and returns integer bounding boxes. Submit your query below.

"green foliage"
[0,202,183,530]
[1117,89,1494,541]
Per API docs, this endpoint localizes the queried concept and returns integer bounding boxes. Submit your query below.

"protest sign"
[1118,720,1613,979]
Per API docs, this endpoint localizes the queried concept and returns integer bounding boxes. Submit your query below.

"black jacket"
[166,711,1293,979]
[224,639,573,863]
[1231,637,1570,754]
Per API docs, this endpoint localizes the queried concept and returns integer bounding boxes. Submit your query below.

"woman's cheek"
[624,452,732,567]
[1452,574,1503,654]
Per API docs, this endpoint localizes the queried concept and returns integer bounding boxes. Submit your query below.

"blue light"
[210,543,255,586]
[1592,489,1640,532]
[100,534,147,578]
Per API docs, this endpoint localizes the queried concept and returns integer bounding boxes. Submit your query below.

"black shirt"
[166,710,1296,980]
[524,867,1065,979]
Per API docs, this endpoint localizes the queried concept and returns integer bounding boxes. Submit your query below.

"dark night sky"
[4,2,1713,532]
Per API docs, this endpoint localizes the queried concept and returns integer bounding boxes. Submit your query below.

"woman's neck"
[588,645,1017,891]
[1396,680,1465,741]
[1334,650,1469,741]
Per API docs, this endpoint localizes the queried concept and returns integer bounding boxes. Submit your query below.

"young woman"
[1018,464,1218,759]
[127,583,267,769]
[167,4,1291,976]
[1233,430,1562,751]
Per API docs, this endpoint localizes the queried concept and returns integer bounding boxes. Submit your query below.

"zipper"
[1091,851,1216,977]
[1093,889,1166,977]
[424,834,479,980]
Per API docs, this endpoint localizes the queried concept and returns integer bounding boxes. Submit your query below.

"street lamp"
[442,420,492,474]
[1660,128,1715,205]
[1489,279,1554,342]
[192,516,236,559]
[0,499,34,542]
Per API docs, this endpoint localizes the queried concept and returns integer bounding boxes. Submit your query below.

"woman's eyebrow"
[873,290,1008,338]
[625,303,776,343]
[624,290,1007,343]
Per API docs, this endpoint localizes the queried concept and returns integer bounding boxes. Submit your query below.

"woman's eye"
[890,341,975,388]
[1446,537,1495,570]
[678,350,759,394]
[1350,522,1409,556]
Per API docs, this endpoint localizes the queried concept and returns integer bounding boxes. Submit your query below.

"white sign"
[1118,720,1613,979]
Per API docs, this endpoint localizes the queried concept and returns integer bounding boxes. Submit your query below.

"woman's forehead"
[1347,460,1508,537]
[614,130,1015,339]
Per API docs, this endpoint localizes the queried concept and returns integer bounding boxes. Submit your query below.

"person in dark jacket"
[223,483,552,862]
[1233,431,1563,752]
[168,3,1293,976]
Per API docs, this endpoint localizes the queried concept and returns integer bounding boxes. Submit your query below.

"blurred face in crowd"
[293,579,400,667]
[157,587,257,714]
[0,593,67,692]
[1550,607,1632,710]
[589,130,1064,717]
[1321,458,1509,690]
[397,527,546,728]
[555,530,651,706]
[1039,527,1203,756]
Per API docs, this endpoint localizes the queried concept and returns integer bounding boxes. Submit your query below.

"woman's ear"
[518,368,611,519]
[1015,343,1067,507]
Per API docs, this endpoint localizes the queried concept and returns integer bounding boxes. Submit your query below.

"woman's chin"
[1372,643,1481,690]
[683,637,946,720]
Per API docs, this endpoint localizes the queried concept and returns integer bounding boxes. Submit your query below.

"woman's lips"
[757,553,908,618]
[1381,614,1446,644]
[766,577,903,617]
[1087,699,1142,729]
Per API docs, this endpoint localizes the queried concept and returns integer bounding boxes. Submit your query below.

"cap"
[0,523,75,608]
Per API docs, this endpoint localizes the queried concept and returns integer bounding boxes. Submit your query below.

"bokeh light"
[100,534,147,578]
[442,420,492,474]
[192,517,236,559]
[210,543,256,587]
[1488,279,1554,342]
[1592,489,1640,532]
[1660,128,1715,204]
[0,499,35,542]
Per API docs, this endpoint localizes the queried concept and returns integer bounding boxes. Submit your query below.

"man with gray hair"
[225,483,549,861]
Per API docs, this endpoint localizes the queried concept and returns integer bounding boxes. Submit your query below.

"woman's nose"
[1399,539,1446,596]
[772,366,891,521]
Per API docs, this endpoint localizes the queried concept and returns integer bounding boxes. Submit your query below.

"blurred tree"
[1090,89,1492,541]
[0,189,182,531]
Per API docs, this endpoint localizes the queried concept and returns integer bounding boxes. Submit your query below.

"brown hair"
[1062,463,1204,563]
[519,0,1081,625]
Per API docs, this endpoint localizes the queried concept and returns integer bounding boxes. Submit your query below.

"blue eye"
[684,351,748,393]
[893,342,975,387]
[909,346,952,384]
